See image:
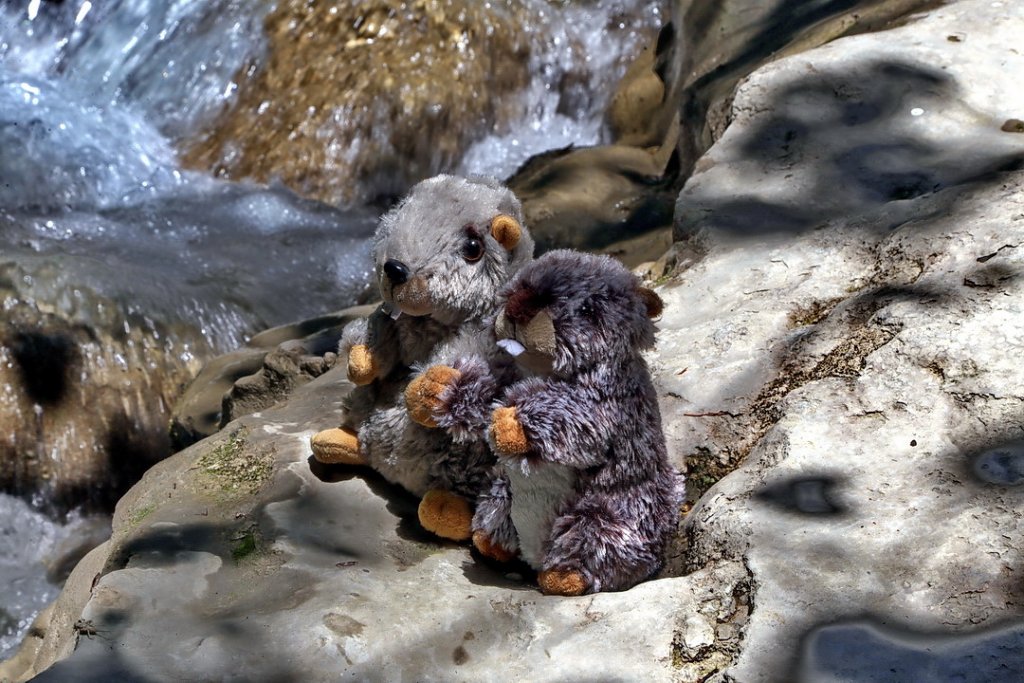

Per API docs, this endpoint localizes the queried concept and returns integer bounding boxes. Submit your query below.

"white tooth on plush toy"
[497,339,526,356]
[390,307,403,320]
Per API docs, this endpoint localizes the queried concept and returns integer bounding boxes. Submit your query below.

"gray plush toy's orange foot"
[538,568,588,596]
[310,427,367,465]
[418,489,473,541]
[472,530,517,564]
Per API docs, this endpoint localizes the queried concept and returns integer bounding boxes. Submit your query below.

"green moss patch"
[195,429,274,500]
[230,526,263,564]
[127,502,157,529]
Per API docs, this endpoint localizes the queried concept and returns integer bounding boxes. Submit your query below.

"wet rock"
[504,18,681,257]
[508,139,679,255]
[798,618,1024,682]
[0,262,207,511]
[169,306,374,449]
[183,0,530,207]
[0,174,376,508]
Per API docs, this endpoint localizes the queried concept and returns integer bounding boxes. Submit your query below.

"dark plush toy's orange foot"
[538,568,588,596]
[405,365,462,428]
[472,530,518,563]
[310,427,367,466]
[418,489,473,541]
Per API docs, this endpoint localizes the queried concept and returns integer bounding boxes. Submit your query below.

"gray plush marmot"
[310,175,534,541]
[409,250,684,594]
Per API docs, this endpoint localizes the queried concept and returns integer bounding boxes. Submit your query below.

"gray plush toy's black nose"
[383,258,410,286]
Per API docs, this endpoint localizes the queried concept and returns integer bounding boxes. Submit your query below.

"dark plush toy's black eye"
[461,236,485,262]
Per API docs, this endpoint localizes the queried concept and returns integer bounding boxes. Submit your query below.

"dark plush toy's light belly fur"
[504,461,577,568]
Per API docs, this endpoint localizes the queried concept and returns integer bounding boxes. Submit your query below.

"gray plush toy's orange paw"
[538,568,588,596]
[418,489,473,541]
[491,406,529,457]
[472,530,517,564]
[405,365,462,428]
[347,344,378,385]
[310,427,367,465]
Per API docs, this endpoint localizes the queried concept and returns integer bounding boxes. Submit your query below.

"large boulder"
[659,0,1024,678]
[183,0,531,207]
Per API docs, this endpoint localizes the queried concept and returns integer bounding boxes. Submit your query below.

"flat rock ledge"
[6,371,746,683]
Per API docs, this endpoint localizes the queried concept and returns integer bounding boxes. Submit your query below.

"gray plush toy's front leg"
[341,307,401,385]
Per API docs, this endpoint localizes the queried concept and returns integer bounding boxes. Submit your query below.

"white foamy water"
[0,494,111,660]
[460,0,667,179]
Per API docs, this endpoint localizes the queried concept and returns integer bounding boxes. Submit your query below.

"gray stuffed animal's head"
[493,250,663,376]
[372,175,534,325]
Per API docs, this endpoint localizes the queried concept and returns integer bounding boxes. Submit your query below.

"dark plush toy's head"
[493,250,663,375]
[373,175,534,325]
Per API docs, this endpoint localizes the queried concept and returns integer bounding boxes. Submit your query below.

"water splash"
[460,0,666,180]
[1,0,272,141]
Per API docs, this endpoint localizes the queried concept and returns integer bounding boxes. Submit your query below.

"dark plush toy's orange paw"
[418,489,473,541]
[538,568,588,596]
[472,530,518,563]
[405,365,462,428]
[310,427,367,465]
[347,344,378,386]
[491,406,529,456]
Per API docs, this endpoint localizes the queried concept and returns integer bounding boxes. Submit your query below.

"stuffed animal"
[310,175,534,541]
[406,250,684,594]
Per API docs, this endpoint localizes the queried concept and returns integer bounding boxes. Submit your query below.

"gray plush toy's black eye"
[461,236,485,262]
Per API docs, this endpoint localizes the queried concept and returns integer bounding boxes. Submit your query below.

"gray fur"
[440,250,685,593]
[339,175,534,498]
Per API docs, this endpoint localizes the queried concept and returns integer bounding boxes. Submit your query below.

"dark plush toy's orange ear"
[490,214,522,250]
[638,287,664,319]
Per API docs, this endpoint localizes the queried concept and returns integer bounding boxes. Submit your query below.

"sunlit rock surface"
[655,0,1024,679]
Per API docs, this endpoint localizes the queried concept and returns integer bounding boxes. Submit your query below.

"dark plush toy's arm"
[405,355,500,440]
[495,371,617,468]
[340,307,399,384]
[435,355,501,440]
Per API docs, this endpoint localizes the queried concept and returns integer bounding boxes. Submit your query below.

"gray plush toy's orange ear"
[638,287,664,319]
[490,214,522,250]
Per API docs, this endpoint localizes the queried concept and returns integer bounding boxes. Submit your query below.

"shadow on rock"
[306,455,441,546]
[796,616,1024,683]
[968,439,1024,487]
[676,59,1024,240]
[671,0,943,176]
[754,473,847,516]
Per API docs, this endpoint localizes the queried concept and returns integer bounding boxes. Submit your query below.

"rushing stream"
[0,0,664,661]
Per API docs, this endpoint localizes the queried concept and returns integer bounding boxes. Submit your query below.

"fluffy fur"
[320,175,534,501]
[427,250,684,593]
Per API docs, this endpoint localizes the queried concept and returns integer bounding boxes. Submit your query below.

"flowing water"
[0,0,664,661]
